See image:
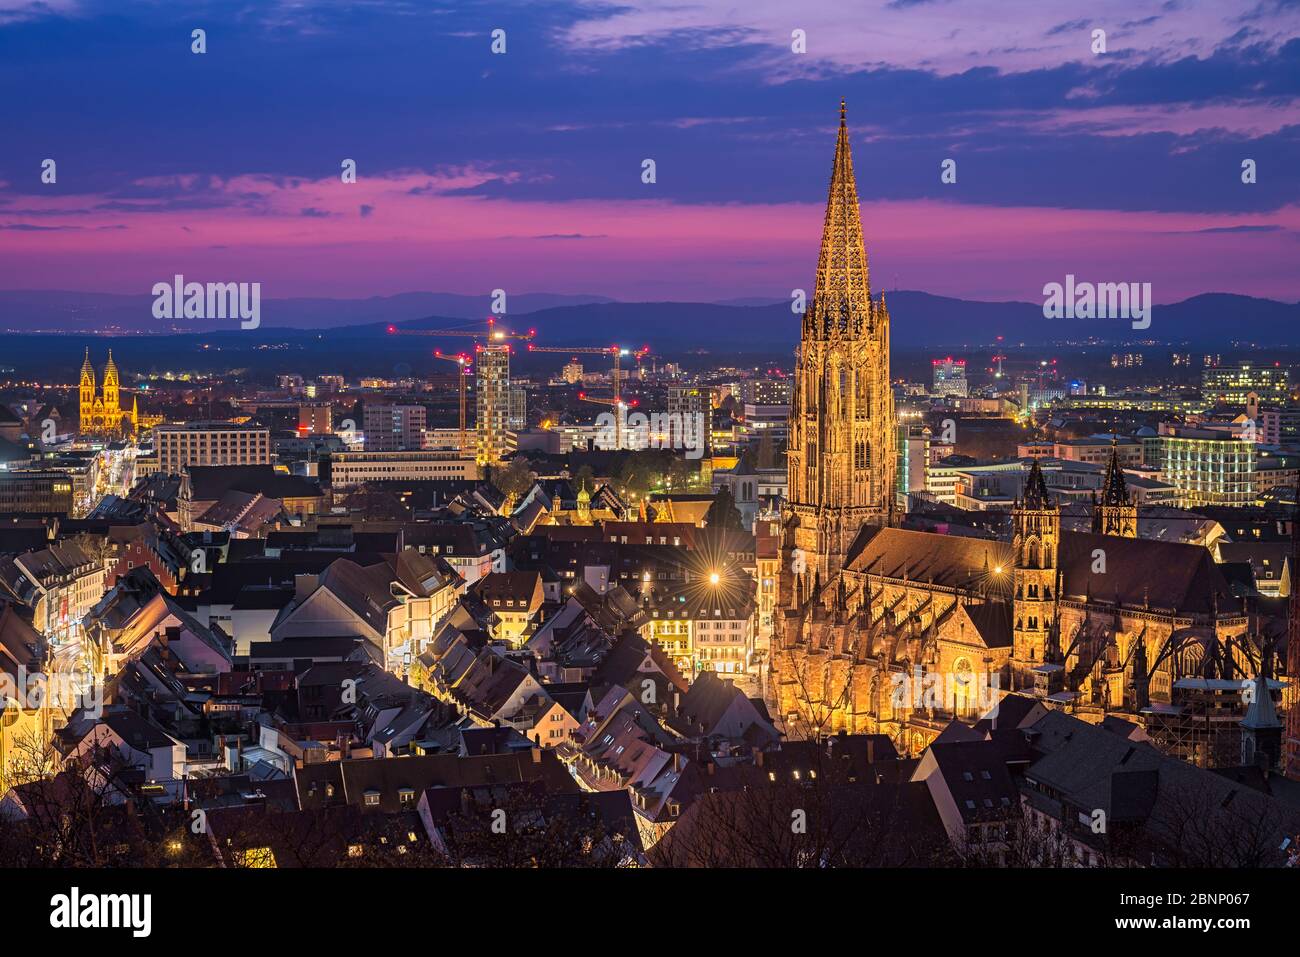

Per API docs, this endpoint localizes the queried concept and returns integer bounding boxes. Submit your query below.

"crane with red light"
[386,319,535,457]
[527,343,649,450]
[430,351,471,455]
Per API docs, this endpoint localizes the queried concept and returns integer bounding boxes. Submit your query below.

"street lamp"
[709,572,720,585]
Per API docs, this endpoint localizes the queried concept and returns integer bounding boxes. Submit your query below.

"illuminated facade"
[79,348,138,439]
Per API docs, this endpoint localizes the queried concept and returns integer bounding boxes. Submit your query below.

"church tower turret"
[1011,458,1059,690]
[1094,436,1137,537]
[79,348,96,432]
[102,349,120,415]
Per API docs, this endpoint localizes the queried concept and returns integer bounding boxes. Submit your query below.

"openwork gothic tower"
[782,100,895,601]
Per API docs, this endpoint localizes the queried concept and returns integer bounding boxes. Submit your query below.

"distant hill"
[0,290,615,332]
[1,288,1296,347]
[380,292,1300,348]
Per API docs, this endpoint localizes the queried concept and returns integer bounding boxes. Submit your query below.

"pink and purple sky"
[0,0,1296,307]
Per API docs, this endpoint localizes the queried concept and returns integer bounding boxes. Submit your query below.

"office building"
[0,470,74,515]
[155,421,272,475]
[1202,361,1290,406]
[363,403,426,452]
[328,450,478,487]
[932,357,968,397]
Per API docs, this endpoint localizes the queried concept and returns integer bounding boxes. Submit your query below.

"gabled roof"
[590,630,688,694]
[955,601,1013,649]
[670,671,747,735]
[925,734,1031,824]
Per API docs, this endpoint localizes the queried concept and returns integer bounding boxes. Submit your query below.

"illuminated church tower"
[79,348,137,439]
[79,349,96,416]
[780,99,895,607]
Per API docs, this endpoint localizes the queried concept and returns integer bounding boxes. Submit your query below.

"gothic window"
[857,371,869,419]
[1027,583,1038,598]
[854,441,867,470]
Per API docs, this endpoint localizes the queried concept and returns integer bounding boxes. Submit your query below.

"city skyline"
[2,0,1300,903]
[0,0,1297,311]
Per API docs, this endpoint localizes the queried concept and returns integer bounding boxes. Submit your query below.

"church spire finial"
[840,97,846,126]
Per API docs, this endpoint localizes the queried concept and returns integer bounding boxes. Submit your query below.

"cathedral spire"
[810,98,871,340]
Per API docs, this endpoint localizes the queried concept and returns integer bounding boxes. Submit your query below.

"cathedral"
[771,103,1271,758]
[79,348,138,439]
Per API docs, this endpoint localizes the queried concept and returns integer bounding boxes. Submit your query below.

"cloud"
[529,233,609,240]
[1181,223,1286,233]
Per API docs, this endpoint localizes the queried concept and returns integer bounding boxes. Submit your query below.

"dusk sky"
[0,0,1297,304]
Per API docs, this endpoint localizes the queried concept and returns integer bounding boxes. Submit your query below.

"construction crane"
[528,344,649,449]
[431,350,471,455]
[386,316,536,344]
[388,319,535,463]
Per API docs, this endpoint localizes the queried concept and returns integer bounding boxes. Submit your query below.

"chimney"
[531,746,542,764]
[707,760,715,776]
[866,737,875,764]
[754,749,764,768]
[672,753,683,772]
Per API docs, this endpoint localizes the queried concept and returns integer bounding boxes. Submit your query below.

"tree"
[650,749,954,868]
[436,785,635,868]
[0,732,157,867]
[494,456,535,505]
[665,457,694,492]
[704,485,743,529]
[571,463,595,492]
